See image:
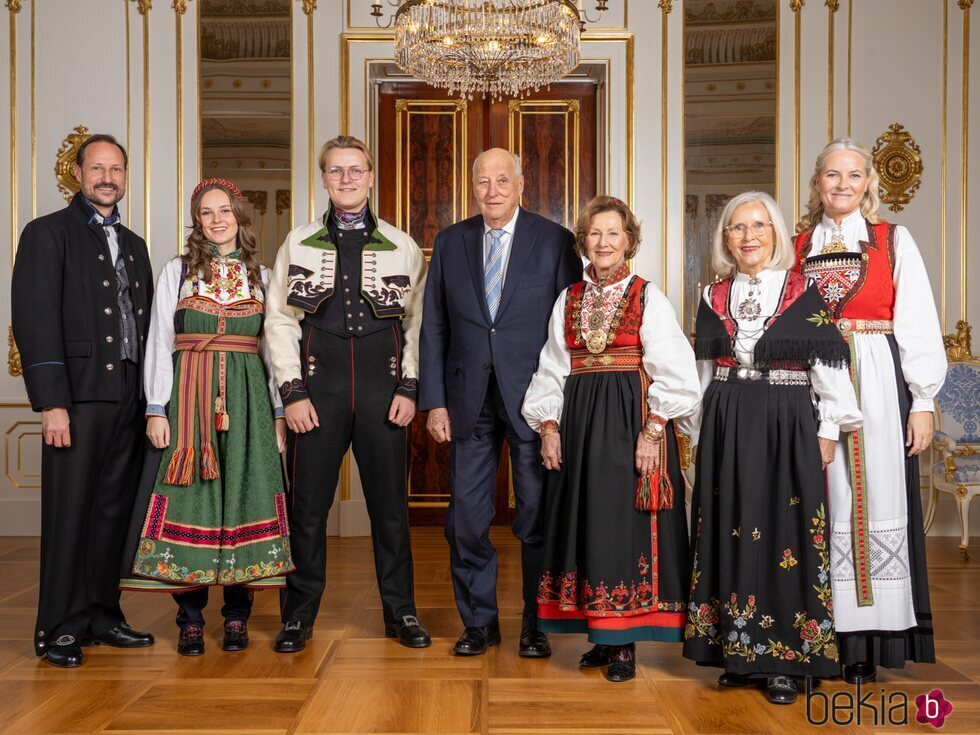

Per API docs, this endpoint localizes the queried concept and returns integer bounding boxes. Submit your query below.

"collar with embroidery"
[585,260,631,289]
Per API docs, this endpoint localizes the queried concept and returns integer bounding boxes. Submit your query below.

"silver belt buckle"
[837,317,852,332]
[736,367,749,380]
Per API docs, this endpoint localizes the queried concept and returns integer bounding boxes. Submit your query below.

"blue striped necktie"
[484,228,505,320]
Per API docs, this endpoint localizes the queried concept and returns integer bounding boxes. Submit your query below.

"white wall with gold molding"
[0,0,976,536]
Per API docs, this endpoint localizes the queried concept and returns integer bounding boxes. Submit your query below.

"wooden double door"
[374,81,597,525]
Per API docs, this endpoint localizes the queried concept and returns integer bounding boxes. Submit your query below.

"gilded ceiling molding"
[658,0,672,13]
[960,1,974,10]
[54,125,91,202]
[299,0,316,14]
[172,0,190,14]
[275,189,291,215]
[242,189,268,216]
[790,0,805,11]
[871,123,923,213]
[4,1,22,12]
[135,0,152,14]
[825,0,839,11]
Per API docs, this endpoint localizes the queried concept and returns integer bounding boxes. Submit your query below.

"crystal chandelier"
[371,1,611,99]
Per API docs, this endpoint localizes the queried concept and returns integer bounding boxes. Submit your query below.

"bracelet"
[640,414,666,443]
[539,420,559,438]
[639,428,663,444]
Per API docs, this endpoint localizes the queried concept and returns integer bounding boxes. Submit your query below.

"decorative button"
[106,363,114,371]
[38,631,45,637]
[346,300,351,305]
[106,336,114,343]
[137,309,143,315]
[343,275,348,280]
[122,314,127,320]
[135,281,140,288]
[358,312,364,317]
[103,280,110,287]
[359,299,365,304]
[104,307,112,315]
[347,313,352,318]
[98,254,105,261]
[357,326,363,331]
[348,326,354,332]
[129,254,134,261]
[344,288,350,294]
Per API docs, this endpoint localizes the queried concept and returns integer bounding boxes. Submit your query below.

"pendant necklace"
[735,275,763,321]
[823,224,849,254]
[585,285,609,354]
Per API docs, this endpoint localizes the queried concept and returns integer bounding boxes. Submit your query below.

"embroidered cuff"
[274,406,285,419]
[395,377,418,402]
[279,378,309,405]
[145,404,167,417]
[817,421,840,442]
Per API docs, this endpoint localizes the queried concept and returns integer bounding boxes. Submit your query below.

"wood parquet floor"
[0,529,978,734]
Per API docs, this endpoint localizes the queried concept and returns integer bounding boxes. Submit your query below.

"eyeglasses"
[725,220,772,240]
[324,166,370,181]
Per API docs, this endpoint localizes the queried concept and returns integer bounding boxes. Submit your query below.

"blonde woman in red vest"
[795,139,947,685]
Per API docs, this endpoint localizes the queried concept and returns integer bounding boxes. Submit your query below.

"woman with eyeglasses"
[682,191,862,704]
[795,139,946,685]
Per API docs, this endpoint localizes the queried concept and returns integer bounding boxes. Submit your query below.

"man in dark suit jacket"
[11,134,155,667]
[419,148,582,656]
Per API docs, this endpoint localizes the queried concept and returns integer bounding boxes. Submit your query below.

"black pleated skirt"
[682,375,841,678]
[535,369,690,645]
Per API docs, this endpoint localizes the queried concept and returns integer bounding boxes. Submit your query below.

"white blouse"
[144,256,284,418]
[696,267,863,442]
[805,209,947,413]
[522,269,702,439]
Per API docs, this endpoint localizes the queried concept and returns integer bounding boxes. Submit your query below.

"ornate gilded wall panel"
[507,99,580,230]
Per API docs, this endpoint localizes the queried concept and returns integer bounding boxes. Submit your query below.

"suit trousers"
[174,585,254,628]
[281,324,416,626]
[446,372,545,627]
[34,360,144,656]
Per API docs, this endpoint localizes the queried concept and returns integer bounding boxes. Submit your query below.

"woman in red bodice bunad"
[795,138,947,685]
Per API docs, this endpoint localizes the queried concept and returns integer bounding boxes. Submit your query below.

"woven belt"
[164,333,259,487]
[570,346,643,374]
[714,365,810,386]
[174,333,259,353]
[835,318,894,334]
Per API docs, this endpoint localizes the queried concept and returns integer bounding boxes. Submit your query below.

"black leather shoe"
[519,614,551,658]
[842,661,877,685]
[718,671,750,687]
[604,644,635,682]
[222,619,249,652]
[44,636,83,668]
[177,625,205,656]
[93,622,155,648]
[767,676,798,704]
[579,644,612,668]
[275,621,312,653]
[384,615,431,649]
[453,621,501,656]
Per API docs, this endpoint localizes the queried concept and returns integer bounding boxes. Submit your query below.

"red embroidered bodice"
[563,275,647,349]
[794,220,896,321]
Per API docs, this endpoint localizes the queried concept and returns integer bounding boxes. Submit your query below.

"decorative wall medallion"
[872,123,923,213]
[7,326,22,378]
[275,189,291,215]
[54,125,91,203]
[242,190,268,216]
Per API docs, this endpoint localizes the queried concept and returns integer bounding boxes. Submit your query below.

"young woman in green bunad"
[121,178,293,655]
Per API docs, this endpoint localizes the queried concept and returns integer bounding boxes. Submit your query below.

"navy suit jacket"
[419,208,582,442]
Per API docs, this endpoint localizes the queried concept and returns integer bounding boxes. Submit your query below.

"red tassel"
[634,441,674,512]
[200,443,220,480]
[164,447,195,486]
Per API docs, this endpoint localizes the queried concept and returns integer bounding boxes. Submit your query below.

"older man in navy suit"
[419,148,582,656]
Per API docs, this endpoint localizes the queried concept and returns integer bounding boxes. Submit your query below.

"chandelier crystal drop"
[374,0,596,99]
